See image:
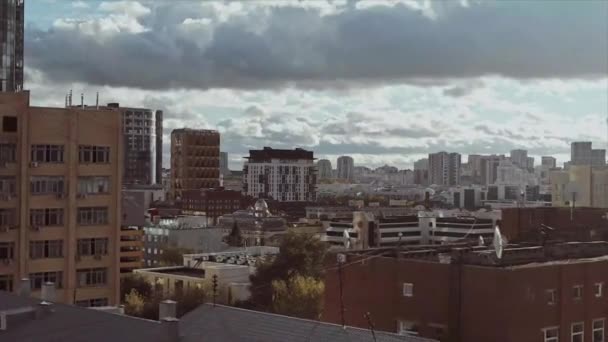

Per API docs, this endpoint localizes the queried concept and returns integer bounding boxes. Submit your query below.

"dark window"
[2,116,17,132]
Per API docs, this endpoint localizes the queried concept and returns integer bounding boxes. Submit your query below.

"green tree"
[159,246,193,266]
[249,231,328,312]
[120,274,153,301]
[272,275,324,319]
[124,289,145,317]
[225,220,244,247]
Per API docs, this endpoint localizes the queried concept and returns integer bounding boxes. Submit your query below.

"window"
[0,143,16,163]
[594,319,605,342]
[398,320,418,336]
[29,271,63,289]
[547,289,557,305]
[0,176,16,195]
[79,145,110,163]
[0,275,13,292]
[572,322,584,342]
[31,145,64,163]
[596,283,604,298]
[2,116,17,132]
[573,285,583,300]
[30,176,65,195]
[77,207,109,225]
[0,242,14,259]
[77,268,107,287]
[543,327,559,342]
[78,176,110,194]
[403,283,414,297]
[0,209,15,226]
[30,208,64,226]
[75,298,109,308]
[29,240,63,259]
[77,238,109,256]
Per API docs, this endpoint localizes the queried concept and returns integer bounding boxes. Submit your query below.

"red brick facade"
[323,252,608,342]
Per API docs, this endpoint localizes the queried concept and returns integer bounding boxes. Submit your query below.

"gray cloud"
[443,80,485,97]
[26,1,608,91]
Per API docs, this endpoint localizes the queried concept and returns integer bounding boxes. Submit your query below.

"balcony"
[120,249,143,258]
[120,228,143,237]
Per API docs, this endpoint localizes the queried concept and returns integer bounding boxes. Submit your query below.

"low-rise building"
[217,200,288,246]
[179,187,244,223]
[323,241,608,342]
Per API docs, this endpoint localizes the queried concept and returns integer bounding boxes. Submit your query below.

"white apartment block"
[243,147,316,202]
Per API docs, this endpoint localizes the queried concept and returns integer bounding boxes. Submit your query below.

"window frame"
[572,322,584,342]
[593,319,605,342]
[543,326,559,342]
[573,285,584,300]
[402,282,414,297]
[596,283,604,298]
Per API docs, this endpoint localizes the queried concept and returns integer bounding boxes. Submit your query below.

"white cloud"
[99,1,151,18]
[71,1,89,9]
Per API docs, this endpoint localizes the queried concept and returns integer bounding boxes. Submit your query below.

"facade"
[179,187,243,222]
[0,0,24,92]
[428,152,461,186]
[317,159,333,180]
[219,151,229,176]
[550,165,608,208]
[526,156,534,170]
[0,91,122,306]
[541,156,557,168]
[155,110,163,184]
[414,158,429,185]
[170,129,220,200]
[509,149,528,169]
[466,154,483,184]
[323,211,497,249]
[243,147,316,202]
[217,200,288,247]
[337,156,354,182]
[570,141,605,166]
[324,241,608,342]
[480,154,505,185]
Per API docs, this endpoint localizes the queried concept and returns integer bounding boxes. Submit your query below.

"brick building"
[324,242,608,342]
[501,207,608,242]
[179,187,244,222]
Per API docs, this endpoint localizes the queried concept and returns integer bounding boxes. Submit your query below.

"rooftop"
[179,303,436,342]
[0,291,165,342]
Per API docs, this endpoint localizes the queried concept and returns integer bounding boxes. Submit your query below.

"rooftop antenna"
[64,94,68,108]
[95,92,99,109]
[80,93,84,108]
[565,182,581,221]
[68,89,72,106]
[343,229,351,249]
[493,225,503,259]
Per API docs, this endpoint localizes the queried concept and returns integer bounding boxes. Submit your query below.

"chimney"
[159,300,177,320]
[161,317,180,342]
[18,278,30,297]
[35,301,53,320]
[41,282,56,302]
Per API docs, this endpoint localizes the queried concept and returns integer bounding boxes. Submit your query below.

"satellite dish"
[478,235,485,246]
[343,229,351,249]
[493,226,503,259]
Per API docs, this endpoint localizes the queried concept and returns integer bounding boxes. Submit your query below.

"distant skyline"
[25,0,608,169]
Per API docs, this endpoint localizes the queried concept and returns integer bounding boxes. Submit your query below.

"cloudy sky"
[25,0,608,170]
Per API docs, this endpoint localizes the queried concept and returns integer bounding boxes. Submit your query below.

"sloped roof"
[0,291,165,342]
[179,303,436,342]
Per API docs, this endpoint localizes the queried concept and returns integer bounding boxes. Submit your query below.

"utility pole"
[212,274,218,307]
[337,253,346,328]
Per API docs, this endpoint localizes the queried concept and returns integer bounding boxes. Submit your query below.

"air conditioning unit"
[30,225,40,232]
[77,193,87,199]
[94,254,102,260]
[29,162,39,168]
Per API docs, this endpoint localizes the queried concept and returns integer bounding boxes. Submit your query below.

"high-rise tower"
[0,0,24,92]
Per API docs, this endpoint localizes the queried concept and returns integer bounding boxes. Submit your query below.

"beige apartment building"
[170,128,220,199]
[550,165,608,208]
[0,91,122,307]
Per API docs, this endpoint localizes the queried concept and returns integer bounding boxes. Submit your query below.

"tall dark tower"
[0,0,24,92]
[155,110,163,184]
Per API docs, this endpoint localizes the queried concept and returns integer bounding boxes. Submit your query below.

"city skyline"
[24,1,608,169]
